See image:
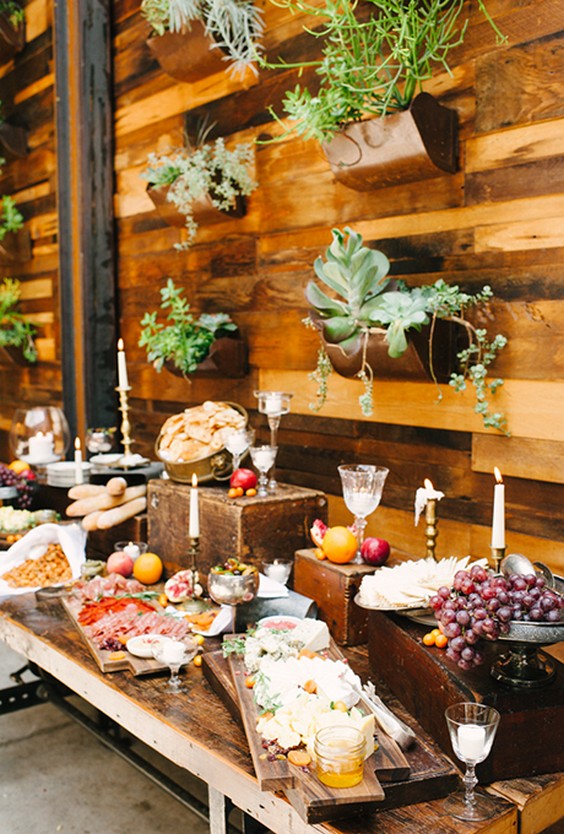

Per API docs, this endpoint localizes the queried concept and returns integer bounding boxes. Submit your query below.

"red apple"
[230,468,257,490]
[107,550,134,577]
[361,537,390,566]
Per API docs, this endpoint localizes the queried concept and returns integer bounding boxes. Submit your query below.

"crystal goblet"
[338,464,389,563]
[250,445,278,497]
[207,567,259,634]
[152,637,197,694]
[224,427,255,472]
[254,390,293,490]
[444,702,501,821]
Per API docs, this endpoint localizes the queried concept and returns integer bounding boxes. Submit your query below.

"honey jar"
[314,726,366,788]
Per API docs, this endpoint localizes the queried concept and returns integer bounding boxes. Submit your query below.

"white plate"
[354,592,432,614]
[257,615,303,630]
[126,634,175,659]
[89,454,122,466]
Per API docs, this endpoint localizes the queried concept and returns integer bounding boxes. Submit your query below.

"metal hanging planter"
[163,333,249,380]
[147,183,246,229]
[322,93,458,192]
[0,121,28,163]
[146,22,226,83]
[0,14,25,63]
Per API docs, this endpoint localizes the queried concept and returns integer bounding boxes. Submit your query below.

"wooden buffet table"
[0,591,562,834]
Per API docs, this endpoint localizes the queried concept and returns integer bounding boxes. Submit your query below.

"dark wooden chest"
[367,610,564,781]
[147,480,327,576]
[293,548,377,646]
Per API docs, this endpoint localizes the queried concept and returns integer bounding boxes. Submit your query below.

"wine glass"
[85,427,117,455]
[152,637,197,694]
[249,445,278,497]
[338,464,389,563]
[254,390,293,490]
[10,406,70,465]
[224,426,255,471]
[444,702,501,821]
[207,567,259,634]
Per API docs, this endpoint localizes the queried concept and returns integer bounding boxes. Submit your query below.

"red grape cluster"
[429,563,563,670]
[0,464,37,509]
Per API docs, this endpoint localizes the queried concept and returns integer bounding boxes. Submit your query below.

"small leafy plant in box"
[306,227,508,433]
[142,137,257,250]
[139,278,238,376]
[0,0,24,29]
[0,277,37,362]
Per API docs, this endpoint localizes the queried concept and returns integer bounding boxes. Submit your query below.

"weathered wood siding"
[0,0,60,442]
[2,0,564,575]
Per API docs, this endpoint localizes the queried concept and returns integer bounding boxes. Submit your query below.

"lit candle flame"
[117,338,124,351]
[494,467,503,484]
[424,478,434,490]
[191,472,198,488]
[74,437,81,451]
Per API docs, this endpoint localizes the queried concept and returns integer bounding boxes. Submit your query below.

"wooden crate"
[147,480,327,576]
[367,611,564,782]
[293,548,377,646]
[86,515,148,562]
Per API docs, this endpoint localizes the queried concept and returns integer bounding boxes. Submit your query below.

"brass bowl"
[155,401,248,484]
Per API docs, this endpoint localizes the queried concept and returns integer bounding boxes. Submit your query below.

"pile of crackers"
[157,401,245,462]
[2,543,72,589]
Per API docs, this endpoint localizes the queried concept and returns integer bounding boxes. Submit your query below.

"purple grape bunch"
[429,563,564,671]
[0,463,37,510]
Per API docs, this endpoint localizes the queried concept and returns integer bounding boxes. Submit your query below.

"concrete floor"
[0,641,214,834]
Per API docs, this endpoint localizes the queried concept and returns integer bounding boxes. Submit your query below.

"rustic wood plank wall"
[0,0,59,450]
[2,0,564,576]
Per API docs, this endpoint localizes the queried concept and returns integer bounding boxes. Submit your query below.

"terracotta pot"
[0,14,25,63]
[322,93,458,191]
[0,229,31,264]
[163,333,248,379]
[319,319,465,384]
[0,121,28,162]
[146,22,226,83]
[147,183,246,228]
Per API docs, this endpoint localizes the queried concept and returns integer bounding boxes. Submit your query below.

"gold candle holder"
[188,537,203,598]
[116,385,134,462]
[491,546,506,574]
[425,498,439,562]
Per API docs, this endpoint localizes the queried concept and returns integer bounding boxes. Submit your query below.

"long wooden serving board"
[224,637,408,819]
[61,596,173,676]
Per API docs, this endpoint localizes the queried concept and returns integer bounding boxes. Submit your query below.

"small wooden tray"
[62,596,172,676]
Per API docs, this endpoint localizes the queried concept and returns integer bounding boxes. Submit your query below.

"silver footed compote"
[338,464,389,563]
[207,562,259,634]
[444,702,500,821]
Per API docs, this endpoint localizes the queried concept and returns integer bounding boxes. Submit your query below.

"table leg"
[208,786,229,834]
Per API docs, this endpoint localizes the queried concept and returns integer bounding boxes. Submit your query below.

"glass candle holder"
[10,406,70,465]
[315,725,366,788]
[254,390,293,490]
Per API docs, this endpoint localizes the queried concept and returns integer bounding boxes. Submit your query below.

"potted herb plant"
[265,0,504,189]
[0,192,26,262]
[306,228,508,433]
[139,278,248,379]
[142,136,257,250]
[141,0,263,82]
[0,277,37,364]
[0,0,24,63]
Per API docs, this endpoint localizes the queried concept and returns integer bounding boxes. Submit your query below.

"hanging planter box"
[147,183,246,229]
[0,228,31,264]
[319,319,465,384]
[146,21,226,83]
[163,333,249,379]
[322,93,458,192]
[0,13,25,63]
[0,343,30,366]
[0,121,28,162]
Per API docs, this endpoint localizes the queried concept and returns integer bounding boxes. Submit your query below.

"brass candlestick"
[116,386,134,461]
[491,546,506,574]
[188,537,203,598]
[425,499,439,562]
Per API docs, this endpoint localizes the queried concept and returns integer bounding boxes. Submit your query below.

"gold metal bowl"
[155,401,248,484]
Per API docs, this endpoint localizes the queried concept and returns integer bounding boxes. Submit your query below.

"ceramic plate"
[126,634,174,658]
[257,615,303,630]
[354,592,432,614]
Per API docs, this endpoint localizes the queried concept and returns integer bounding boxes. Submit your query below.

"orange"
[132,552,163,585]
[435,633,448,649]
[422,632,436,646]
[321,526,357,564]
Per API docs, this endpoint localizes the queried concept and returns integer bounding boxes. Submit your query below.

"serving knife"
[359,681,417,751]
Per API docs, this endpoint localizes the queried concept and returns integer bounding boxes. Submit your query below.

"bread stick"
[96,496,147,529]
[106,477,127,496]
[81,511,104,531]
[68,484,106,500]
[66,484,146,517]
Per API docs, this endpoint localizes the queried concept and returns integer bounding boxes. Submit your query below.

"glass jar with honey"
[314,726,366,788]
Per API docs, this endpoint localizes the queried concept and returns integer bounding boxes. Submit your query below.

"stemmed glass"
[444,702,501,821]
[224,427,255,472]
[338,464,389,563]
[10,406,70,465]
[250,445,278,497]
[207,567,259,634]
[254,390,293,490]
[152,637,197,694]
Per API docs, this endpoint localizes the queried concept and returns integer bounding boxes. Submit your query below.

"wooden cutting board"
[62,596,174,676]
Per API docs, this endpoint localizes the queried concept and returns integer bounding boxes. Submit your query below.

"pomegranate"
[230,468,258,490]
[360,537,390,566]
[164,570,195,603]
[310,518,328,547]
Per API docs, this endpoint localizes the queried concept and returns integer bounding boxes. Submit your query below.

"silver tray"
[354,592,432,616]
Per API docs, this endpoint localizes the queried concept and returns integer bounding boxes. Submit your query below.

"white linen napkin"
[257,573,289,599]
[0,522,86,596]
